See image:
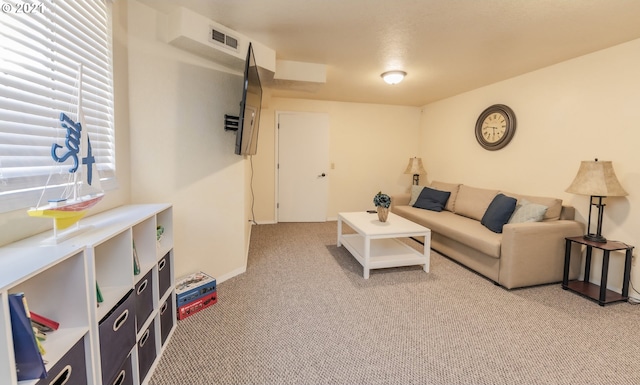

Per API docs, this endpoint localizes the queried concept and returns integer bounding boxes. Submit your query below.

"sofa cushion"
[430,181,461,212]
[481,193,518,233]
[413,187,451,212]
[393,206,502,258]
[501,192,562,220]
[508,199,548,223]
[454,185,499,221]
[409,185,424,206]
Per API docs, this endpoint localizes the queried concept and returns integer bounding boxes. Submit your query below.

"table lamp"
[404,157,427,185]
[565,159,627,243]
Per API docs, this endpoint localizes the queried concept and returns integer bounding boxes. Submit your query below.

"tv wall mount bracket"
[224,114,239,131]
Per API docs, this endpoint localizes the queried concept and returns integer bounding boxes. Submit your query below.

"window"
[0,0,115,213]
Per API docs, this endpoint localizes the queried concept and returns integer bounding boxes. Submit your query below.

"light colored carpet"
[149,221,640,385]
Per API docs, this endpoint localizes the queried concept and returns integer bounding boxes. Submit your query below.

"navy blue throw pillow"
[413,187,451,212]
[481,193,518,233]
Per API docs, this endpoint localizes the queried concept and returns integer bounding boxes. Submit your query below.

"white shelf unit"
[0,204,175,385]
[0,244,90,385]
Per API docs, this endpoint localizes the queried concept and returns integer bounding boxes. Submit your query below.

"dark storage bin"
[99,290,136,385]
[134,269,154,332]
[137,321,157,382]
[158,252,171,298]
[36,336,87,385]
[104,353,133,385]
[159,297,174,346]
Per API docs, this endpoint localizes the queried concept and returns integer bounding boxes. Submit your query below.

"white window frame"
[0,0,116,214]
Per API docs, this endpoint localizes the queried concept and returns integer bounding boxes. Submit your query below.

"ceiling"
[137,0,640,107]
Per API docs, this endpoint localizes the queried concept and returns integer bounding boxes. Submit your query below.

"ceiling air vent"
[210,28,239,51]
[211,29,225,44]
[225,35,238,49]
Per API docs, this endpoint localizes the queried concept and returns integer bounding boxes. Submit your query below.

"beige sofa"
[390,181,585,289]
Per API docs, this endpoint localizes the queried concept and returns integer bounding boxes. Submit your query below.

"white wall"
[420,38,640,298]
[127,0,249,281]
[251,98,422,223]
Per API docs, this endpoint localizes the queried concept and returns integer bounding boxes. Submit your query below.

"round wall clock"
[475,104,516,151]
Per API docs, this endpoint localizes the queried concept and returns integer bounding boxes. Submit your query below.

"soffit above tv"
[271,60,326,92]
[166,7,326,93]
[167,7,276,73]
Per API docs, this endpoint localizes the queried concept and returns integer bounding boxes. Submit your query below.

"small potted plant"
[373,191,391,222]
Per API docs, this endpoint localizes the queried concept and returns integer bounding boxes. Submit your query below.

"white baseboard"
[216,266,246,284]
[253,219,337,225]
[254,220,277,225]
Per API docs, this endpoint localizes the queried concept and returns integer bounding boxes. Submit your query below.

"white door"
[277,112,329,222]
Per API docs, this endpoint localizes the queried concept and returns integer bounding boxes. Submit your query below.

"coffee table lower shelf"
[340,234,428,278]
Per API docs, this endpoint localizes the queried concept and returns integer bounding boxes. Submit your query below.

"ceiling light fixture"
[381,70,406,85]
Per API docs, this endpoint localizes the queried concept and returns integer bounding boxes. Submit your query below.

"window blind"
[0,0,115,213]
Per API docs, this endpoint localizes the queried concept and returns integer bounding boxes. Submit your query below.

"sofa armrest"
[390,194,411,209]
[499,220,585,289]
[559,205,576,220]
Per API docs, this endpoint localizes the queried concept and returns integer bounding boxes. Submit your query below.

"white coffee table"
[337,211,431,279]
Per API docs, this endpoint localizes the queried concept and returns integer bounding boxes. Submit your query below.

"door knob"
[318,173,326,177]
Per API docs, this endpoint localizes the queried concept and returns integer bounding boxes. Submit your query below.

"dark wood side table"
[562,236,634,306]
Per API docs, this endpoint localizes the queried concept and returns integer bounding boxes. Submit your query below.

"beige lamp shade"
[404,157,427,175]
[566,159,627,197]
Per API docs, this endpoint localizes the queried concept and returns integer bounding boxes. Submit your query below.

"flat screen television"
[235,43,262,155]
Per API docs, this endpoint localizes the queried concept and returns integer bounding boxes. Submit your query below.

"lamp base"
[583,233,607,243]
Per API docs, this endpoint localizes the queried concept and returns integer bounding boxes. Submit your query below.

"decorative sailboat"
[27,64,104,234]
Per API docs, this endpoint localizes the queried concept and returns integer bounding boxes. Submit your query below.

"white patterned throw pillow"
[409,185,425,206]
[508,199,548,223]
